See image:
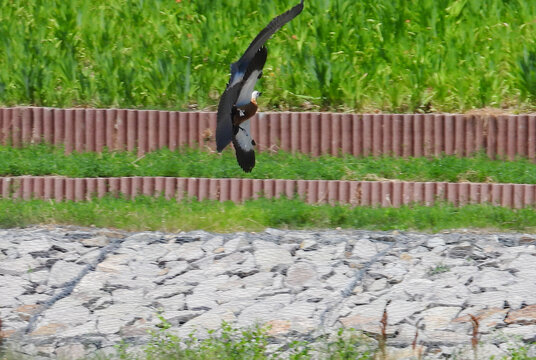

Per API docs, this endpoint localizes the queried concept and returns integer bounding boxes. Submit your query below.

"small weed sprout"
[427,263,451,276]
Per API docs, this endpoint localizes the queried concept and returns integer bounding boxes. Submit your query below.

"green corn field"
[1,0,536,112]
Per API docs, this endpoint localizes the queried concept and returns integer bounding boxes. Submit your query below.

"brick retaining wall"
[1,176,535,208]
[1,107,535,160]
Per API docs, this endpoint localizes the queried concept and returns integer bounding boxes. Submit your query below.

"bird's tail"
[232,120,256,172]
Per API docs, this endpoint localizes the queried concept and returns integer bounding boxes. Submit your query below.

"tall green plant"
[517,48,536,100]
[1,0,536,111]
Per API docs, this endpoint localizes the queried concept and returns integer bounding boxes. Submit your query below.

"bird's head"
[251,90,262,104]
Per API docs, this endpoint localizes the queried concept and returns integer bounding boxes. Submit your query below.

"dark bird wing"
[216,82,241,152]
[228,0,304,88]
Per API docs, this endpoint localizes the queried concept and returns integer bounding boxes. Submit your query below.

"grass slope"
[1,0,536,111]
[1,196,535,232]
[1,145,535,184]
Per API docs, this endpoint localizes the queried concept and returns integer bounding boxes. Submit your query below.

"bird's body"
[233,99,258,126]
[216,0,304,172]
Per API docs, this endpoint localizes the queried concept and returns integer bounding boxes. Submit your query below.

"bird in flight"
[216,0,304,172]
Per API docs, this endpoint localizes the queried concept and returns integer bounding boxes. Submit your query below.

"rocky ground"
[1,226,535,359]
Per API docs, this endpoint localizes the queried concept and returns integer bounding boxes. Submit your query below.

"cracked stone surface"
[1,226,535,359]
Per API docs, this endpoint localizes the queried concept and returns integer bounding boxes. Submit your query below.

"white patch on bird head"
[251,91,261,101]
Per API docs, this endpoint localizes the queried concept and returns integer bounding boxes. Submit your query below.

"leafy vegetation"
[1,319,533,359]
[1,144,536,183]
[1,0,536,112]
[427,263,451,276]
[1,196,535,232]
[132,318,319,360]
[495,344,536,360]
[113,322,533,360]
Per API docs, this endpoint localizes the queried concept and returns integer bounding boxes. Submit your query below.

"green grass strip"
[1,144,535,183]
[1,196,535,232]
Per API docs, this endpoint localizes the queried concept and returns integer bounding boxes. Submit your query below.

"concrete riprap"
[1,226,535,359]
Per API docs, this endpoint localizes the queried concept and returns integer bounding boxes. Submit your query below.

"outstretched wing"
[216,82,241,152]
[232,120,256,172]
[229,0,304,87]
